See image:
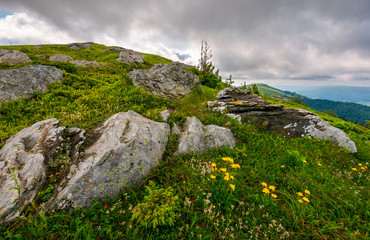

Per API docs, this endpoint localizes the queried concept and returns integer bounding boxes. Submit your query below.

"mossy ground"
[0,44,369,239]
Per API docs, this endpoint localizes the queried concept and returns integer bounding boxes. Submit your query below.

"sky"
[1,0,370,88]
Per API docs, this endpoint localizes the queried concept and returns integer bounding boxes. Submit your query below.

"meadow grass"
[0,44,369,239]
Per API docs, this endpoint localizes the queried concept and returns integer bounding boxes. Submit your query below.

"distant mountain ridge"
[248,84,370,125]
[282,86,370,106]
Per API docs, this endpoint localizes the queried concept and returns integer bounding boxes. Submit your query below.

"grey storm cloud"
[2,0,370,86]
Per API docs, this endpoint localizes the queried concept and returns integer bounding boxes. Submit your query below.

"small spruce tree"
[197,40,222,88]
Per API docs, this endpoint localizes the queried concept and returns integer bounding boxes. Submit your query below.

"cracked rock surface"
[208,87,357,153]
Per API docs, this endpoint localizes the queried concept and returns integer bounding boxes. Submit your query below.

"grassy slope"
[252,83,370,125]
[0,44,369,239]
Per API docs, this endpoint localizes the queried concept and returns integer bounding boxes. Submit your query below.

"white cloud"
[0,12,75,45]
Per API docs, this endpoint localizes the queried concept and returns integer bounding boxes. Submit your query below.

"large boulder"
[46,111,170,210]
[49,54,74,62]
[0,49,32,65]
[0,119,65,224]
[116,48,144,64]
[176,117,236,155]
[208,87,357,153]
[0,65,63,102]
[129,63,200,100]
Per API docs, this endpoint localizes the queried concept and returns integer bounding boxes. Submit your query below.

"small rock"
[102,47,126,53]
[71,60,100,67]
[68,43,91,50]
[160,110,171,121]
[176,117,236,155]
[49,54,74,62]
[116,49,144,64]
[171,122,181,135]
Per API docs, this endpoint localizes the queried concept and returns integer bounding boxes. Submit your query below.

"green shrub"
[131,181,180,229]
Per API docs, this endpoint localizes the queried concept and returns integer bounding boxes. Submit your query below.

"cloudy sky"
[1,0,370,88]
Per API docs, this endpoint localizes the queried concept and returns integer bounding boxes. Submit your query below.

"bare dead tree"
[198,40,212,73]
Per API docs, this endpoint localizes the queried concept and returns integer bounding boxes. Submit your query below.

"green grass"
[0,44,369,239]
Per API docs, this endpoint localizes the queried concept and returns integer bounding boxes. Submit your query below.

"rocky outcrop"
[49,54,73,62]
[71,60,100,67]
[176,117,236,155]
[68,43,92,50]
[0,119,65,224]
[208,87,357,153]
[129,63,200,100]
[0,65,63,102]
[46,111,170,210]
[116,49,144,64]
[0,49,32,65]
[0,110,236,223]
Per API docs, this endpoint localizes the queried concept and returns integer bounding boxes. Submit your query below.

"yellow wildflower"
[280,165,286,168]
[304,190,310,195]
[352,168,358,171]
[271,194,278,199]
[222,157,234,164]
[224,175,230,181]
[298,199,303,203]
[220,168,227,172]
[261,182,268,188]
[229,184,235,191]
[230,176,235,180]
[318,163,322,167]
[212,167,218,172]
[302,197,310,203]
[211,175,216,180]
[225,172,230,176]
[262,188,270,195]
[303,160,307,163]
[297,192,304,197]
[358,163,362,167]
[211,163,216,167]
[268,185,276,191]
[361,167,366,170]
[231,164,240,169]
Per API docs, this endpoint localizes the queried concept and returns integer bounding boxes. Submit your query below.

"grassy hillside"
[251,83,370,125]
[0,44,369,239]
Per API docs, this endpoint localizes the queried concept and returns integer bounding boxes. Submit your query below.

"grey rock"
[116,49,144,64]
[0,65,63,102]
[47,111,170,210]
[71,60,100,67]
[49,54,74,62]
[160,110,171,121]
[68,43,91,50]
[208,87,357,153]
[226,113,242,124]
[129,63,200,100]
[102,47,126,53]
[171,122,181,135]
[0,119,65,224]
[0,49,32,65]
[176,117,236,155]
[283,109,357,153]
